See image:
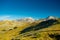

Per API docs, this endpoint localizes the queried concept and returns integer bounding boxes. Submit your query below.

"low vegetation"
[0,18,60,40]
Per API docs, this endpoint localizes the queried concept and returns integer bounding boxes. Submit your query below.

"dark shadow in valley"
[20,19,58,34]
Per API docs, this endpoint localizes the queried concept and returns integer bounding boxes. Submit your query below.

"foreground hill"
[0,16,60,40]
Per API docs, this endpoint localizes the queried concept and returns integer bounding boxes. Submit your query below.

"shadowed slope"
[20,19,58,34]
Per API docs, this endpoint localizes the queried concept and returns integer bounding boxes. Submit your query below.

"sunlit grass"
[0,19,60,40]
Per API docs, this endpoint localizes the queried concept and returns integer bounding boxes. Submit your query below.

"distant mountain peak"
[46,16,58,20]
[16,17,35,23]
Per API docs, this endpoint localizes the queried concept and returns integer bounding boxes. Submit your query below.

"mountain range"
[0,16,60,40]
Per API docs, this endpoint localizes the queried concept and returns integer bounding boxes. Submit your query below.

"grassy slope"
[0,19,60,40]
[15,24,60,40]
[0,21,31,40]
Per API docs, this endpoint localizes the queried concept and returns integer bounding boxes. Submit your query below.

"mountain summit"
[46,16,58,20]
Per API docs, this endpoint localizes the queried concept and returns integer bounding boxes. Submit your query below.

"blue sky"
[0,0,60,20]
